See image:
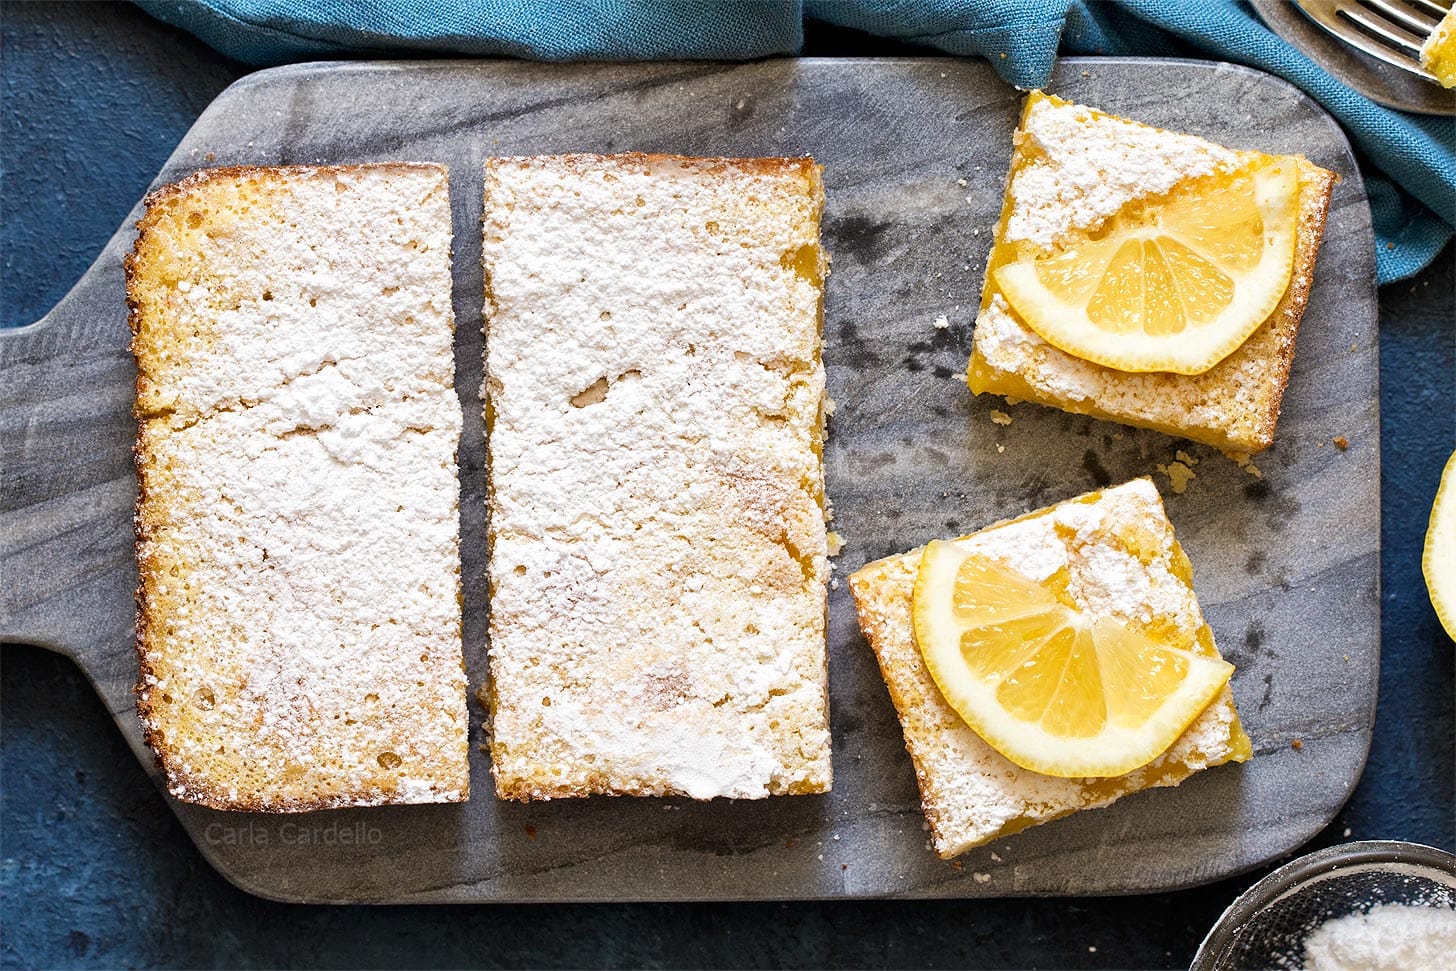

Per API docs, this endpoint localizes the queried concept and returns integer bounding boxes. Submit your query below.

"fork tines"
[1294,0,1453,81]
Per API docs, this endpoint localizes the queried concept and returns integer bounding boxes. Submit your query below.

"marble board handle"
[1,223,144,702]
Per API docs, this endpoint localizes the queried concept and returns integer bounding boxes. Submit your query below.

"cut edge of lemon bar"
[1420,8,1456,88]
[967,91,1337,455]
[847,478,1251,860]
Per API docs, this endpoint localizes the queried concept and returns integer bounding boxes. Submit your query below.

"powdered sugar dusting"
[1004,96,1239,249]
[946,478,1196,630]
[848,479,1245,858]
[1302,903,1456,970]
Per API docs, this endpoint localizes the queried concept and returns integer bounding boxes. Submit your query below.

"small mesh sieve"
[1191,841,1456,970]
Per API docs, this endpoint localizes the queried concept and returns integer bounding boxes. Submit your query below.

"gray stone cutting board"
[0,57,1379,903]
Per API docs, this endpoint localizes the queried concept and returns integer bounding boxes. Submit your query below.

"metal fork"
[1293,0,1452,82]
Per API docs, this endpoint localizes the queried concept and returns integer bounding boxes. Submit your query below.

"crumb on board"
[1156,460,1197,494]
[996,443,1005,453]
[824,396,837,417]
[827,531,845,556]
[956,178,968,188]
[1291,739,1304,751]
[1333,436,1349,451]
[973,872,992,883]
[1226,450,1264,479]
[990,409,1013,426]
[950,860,964,871]
[934,314,950,330]
[1175,449,1199,468]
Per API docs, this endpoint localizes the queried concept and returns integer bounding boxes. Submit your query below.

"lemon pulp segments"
[912,542,1233,778]
[993,160,1300,375]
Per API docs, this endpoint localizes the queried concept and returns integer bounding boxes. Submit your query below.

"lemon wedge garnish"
[911,542,1233,778]
[1424,450,1456,642]
[994,160,1301,375]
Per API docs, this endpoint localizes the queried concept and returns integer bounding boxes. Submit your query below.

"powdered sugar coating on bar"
[1004,97,1239,250]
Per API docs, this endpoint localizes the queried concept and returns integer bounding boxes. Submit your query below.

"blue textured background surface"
[2,3,1451,968]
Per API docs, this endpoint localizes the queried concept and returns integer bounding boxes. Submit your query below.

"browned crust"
[847,566,954,853]
[483,152,819,180]
[128,162,462,813]
[1242,161,1339,453]
[492,775,826,802]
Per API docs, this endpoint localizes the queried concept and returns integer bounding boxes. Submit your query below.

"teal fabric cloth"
[135,0,1454,283]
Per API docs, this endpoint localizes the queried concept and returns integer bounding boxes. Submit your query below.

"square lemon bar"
[968,92,1337,454]
[848,478,1251,859]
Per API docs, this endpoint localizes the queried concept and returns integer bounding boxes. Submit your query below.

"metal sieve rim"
[1190,840,1456,970]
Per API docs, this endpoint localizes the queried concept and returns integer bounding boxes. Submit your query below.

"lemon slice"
[1424,450,1456,642]
[911,541,1233,778]
[994,160,1301,375]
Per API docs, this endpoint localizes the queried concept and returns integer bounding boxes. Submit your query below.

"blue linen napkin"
[136,0,1454,283]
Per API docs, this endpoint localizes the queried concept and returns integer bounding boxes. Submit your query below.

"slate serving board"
[0,57,1379,903]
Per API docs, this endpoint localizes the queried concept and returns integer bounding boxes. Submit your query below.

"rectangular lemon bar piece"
[848,478,1250,859]
[968,92,1337,454]
[129,164,468,811]
[482,154,832,800]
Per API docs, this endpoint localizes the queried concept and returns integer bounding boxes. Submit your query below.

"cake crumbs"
[990,851,1002,862]
[827,531,845,556]
[1333,436,1349,451]
[1227,451,1263,478]
[1291,738,1303,751]
[933,314,950,330]
[990,409,1013,426]
[1175,450,1199,468]
[956,178,968,188]
[1156,460,1197,494]
[950,860,964,871]
[996,443,1005,453]
[973,872,992,883]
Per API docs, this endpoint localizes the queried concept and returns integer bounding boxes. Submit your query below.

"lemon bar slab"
[482,154,832,801]
[968,92,1337,454]
[129,164,468,811]
[848,478,1251,859]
